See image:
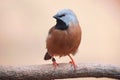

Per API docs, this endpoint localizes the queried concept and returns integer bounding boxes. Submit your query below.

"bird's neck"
[55,19,68,30]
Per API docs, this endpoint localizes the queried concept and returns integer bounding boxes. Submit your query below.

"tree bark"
[0,63,120,80]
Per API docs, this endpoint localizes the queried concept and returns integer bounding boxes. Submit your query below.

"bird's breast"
[46,25,81,57]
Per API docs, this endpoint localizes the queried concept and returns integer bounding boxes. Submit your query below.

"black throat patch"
[55,19,68,30]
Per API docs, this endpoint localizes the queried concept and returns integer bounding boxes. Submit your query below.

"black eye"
[58,14,65,17]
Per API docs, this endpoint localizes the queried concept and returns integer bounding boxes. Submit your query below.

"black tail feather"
[44,52,52,60]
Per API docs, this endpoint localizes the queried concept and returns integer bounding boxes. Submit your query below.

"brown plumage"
[44,9,82,69]
[47,25,81,57]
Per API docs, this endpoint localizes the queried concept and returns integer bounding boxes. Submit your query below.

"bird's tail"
[44,52,52,60]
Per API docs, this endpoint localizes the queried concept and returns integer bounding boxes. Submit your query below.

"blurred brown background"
[0,0,120,80]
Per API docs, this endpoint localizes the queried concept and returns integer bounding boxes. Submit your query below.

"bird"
[44,9,82,69]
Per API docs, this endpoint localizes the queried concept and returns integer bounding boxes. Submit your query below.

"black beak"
[53,15,59,19]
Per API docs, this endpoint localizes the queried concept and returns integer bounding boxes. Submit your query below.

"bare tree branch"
[0,63,120,80]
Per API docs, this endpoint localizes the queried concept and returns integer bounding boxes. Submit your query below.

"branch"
[0,63,120,80]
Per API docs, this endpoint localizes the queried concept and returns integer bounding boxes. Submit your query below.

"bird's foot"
[69,60,77,70]
[52,57,58,68]
[53,61,58,68]
[68,54,77,70]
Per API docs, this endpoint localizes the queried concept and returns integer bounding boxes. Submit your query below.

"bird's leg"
[68,54,76,70]
[52,57,58,67]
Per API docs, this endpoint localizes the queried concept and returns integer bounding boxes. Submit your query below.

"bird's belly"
[46,27,81,57]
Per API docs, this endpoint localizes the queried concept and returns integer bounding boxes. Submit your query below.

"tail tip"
[44,52,52,60]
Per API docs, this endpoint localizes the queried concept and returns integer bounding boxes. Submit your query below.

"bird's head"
[53,9,79,30]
